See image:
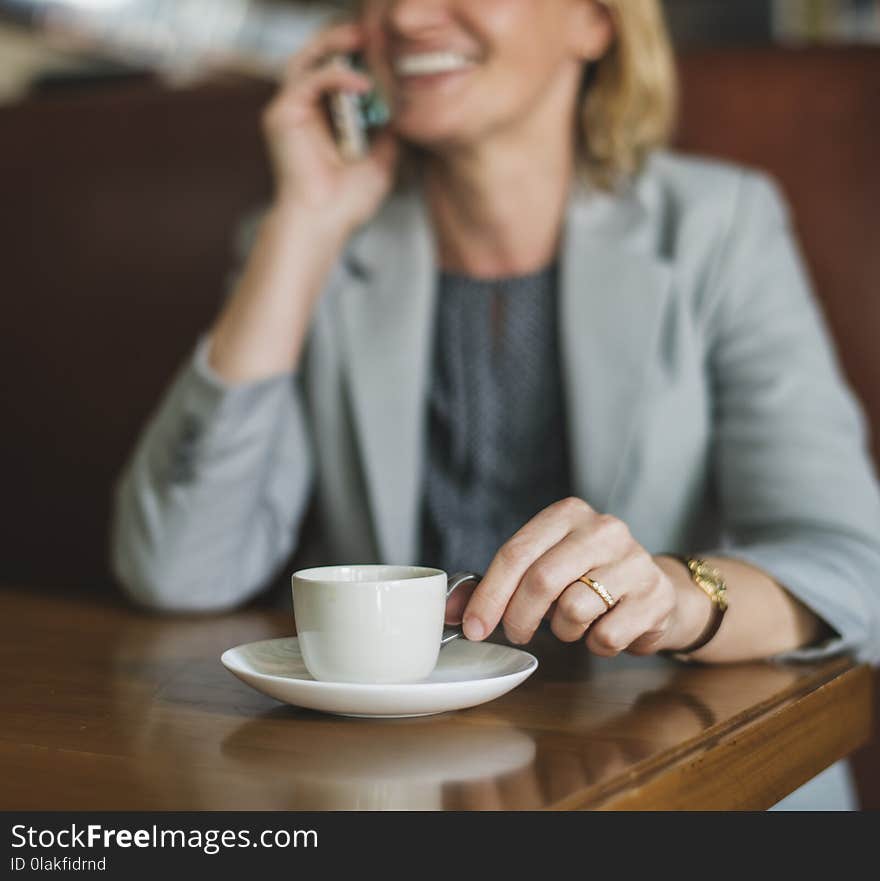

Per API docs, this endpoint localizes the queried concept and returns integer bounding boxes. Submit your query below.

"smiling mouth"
[393,51,478,78]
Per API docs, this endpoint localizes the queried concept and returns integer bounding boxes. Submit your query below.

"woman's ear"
[569,0,615,62]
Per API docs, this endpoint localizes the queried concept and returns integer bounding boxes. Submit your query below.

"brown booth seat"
[1,47,878,806]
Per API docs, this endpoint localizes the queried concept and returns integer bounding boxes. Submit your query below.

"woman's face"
[361,0,612,151]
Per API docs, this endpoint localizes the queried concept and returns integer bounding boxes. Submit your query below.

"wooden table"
[1,586,872,811]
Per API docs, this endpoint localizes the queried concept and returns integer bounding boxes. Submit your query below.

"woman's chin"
[392,118,478,154]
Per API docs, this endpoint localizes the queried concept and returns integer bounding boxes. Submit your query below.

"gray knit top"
[419,262,572,575]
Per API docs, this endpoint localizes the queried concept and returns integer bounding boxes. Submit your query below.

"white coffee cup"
[292,565,480,684]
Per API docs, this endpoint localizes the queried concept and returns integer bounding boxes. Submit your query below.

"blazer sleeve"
[109,215,314,612]
[703,171,880,663]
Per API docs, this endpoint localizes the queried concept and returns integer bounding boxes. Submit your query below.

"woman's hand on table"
[460,497,709,656]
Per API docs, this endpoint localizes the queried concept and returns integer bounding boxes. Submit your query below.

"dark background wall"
[665,0,775,44]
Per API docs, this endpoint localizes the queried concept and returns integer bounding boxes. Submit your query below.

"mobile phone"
[326,52,390,161]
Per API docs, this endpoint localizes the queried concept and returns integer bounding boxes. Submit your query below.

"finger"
[580,740,630,784]
[625,628,669,656]
[459,779,505,811]
[264,64,372,131]
[296,62,373,107]
[444,578,478,626]
[364,127,399,169]
[496,765,545,810]
[503,515,627,643]
[549,580,608,643]
[584,560,674,657]
[462,498,592,641]
[547,547,650,643]
[347,128,399,182]
[285,22,365,80]
[543,750,588,803]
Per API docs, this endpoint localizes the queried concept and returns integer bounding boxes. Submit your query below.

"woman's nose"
[384,0,453,34]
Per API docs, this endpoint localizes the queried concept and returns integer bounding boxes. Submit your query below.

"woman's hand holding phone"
[207,24,397,386]
[262,22,398,238]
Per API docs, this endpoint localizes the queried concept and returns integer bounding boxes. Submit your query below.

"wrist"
[654,555,712,653]
[207,200,348,385]
[267,198,354,249]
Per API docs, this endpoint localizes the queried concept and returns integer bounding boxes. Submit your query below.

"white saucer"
[220,637,538,718]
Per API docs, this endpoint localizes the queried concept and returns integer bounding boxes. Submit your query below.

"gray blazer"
[111,151,880,665]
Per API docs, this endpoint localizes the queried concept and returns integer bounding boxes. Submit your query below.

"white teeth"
[394,52,475,77]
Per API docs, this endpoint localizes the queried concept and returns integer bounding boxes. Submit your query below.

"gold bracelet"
[667,557,728,656]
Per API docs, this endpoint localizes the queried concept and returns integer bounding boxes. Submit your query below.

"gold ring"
[578,575,618,611]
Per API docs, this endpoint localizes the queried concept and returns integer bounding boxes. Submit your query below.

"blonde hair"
[579,0,678,189]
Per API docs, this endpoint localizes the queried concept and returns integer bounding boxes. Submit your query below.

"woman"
[112,1,880,806]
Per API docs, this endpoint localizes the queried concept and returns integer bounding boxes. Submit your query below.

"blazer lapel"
[560,180,674,514]
[338,190,436,564]
[338,177,673,561]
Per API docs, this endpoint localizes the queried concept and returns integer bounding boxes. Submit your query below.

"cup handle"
[441,571,483,646]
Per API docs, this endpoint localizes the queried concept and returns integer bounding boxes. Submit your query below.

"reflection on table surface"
[0,587,860,810]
